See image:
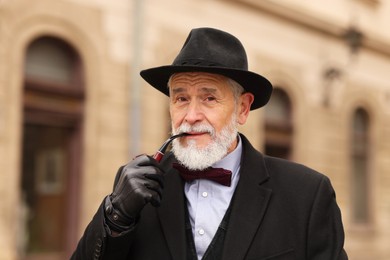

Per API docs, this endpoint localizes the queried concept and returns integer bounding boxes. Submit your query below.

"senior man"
[72,27,347,260]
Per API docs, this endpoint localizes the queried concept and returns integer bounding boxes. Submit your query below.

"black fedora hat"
[140,27,273,110]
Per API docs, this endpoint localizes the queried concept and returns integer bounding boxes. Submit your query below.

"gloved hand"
[104,154,165,232]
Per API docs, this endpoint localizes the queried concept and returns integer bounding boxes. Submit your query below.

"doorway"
[20,36,84,259]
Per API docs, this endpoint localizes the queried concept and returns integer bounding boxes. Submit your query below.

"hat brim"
[140,65,273,110]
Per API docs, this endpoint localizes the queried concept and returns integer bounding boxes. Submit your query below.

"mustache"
[174,122,215,137]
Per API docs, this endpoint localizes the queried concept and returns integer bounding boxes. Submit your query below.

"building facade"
[0,0,389,259]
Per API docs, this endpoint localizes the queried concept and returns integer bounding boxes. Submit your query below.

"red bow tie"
[172,162,232,187]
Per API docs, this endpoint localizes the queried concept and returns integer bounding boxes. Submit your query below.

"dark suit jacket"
[72,134,348,260]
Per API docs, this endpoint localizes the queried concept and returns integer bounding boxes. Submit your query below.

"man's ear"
[237,92,254,125]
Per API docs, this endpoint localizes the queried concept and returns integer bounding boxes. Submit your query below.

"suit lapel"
[157,134,272,260]
[157,165,187,260]
[222,135,272,260]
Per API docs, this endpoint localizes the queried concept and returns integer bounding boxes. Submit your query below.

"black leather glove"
[104,154,165,232]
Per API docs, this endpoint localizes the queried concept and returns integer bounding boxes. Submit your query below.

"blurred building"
[0,0,389,259]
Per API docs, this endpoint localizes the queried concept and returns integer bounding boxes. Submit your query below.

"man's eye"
[176,97,188,102]
[205,96,216,102]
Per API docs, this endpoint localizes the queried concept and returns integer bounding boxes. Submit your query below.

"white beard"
[171,114,238,170]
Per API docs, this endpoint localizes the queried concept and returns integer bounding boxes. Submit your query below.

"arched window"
[351,108,370,224]
[25,36,83,88]
[21,36,84,258]
[264,88,293,159]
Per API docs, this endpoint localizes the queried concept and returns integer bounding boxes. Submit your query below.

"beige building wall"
[0,0,389,259]
[0,0,131,258]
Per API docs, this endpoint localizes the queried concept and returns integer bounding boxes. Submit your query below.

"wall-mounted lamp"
[342,26,364,56]
[321,26,364,107]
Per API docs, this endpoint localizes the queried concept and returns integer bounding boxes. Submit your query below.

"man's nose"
[184,100,204,124]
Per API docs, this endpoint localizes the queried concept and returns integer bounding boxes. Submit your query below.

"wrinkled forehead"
[168,72,231,93]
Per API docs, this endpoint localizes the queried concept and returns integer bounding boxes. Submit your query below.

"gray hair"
[226,78,245,102]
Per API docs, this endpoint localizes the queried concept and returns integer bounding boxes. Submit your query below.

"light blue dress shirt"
[184,136,242,260]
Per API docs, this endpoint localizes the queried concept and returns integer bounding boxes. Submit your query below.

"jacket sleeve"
[70,197,138,260]
[307,176,348,259]
[71,165,139,260]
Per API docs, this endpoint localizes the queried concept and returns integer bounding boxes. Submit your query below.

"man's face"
[169,72,253,170]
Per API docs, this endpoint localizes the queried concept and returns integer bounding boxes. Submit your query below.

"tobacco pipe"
[153,133,189,162]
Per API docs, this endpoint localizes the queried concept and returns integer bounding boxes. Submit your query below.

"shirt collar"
[212,135,242,176]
